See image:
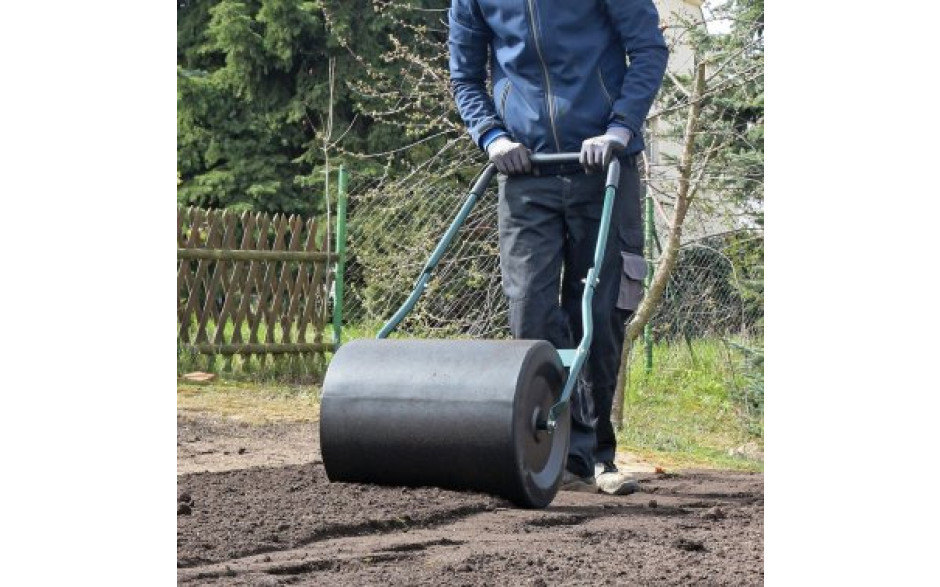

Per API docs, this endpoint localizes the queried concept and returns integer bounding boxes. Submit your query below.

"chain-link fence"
[646,229,763,342]
[338,165,763,349]
[340,166,509,339]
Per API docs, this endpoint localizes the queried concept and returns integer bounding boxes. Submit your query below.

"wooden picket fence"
[177,207,334,370]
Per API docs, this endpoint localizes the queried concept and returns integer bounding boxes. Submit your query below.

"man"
[448,0,668,493]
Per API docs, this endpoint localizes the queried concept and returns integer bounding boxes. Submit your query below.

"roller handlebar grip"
[528,152,580,165]
[526,152,621,189]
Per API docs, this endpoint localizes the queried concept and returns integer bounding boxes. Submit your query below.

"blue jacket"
[448,0,668,155]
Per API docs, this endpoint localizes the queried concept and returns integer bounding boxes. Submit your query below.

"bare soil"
[178,416,763,585]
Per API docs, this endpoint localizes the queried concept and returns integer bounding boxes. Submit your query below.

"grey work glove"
[579,127,632,173]
[486,136,532,175]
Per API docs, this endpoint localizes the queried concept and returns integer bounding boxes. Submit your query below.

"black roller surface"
[320,339,569,508]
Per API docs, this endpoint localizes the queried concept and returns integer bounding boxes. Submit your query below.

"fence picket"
[178,207,208,343]
[225,210,255,346]
[296,218,320,344]
[264,215,292,367]
[194,209,227,344]
[277,214,305,344]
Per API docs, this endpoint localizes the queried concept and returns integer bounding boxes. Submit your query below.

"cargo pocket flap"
[621,252,648,281]
[617,252,647,311]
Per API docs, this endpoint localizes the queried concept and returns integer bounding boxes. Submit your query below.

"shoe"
[559,470,597,493]
[596,462,639,496]
[600,460,619,475]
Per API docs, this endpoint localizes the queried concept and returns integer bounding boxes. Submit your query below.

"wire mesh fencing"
[646,229,763,342]
[338,167,763,351]
[340,167,509,340]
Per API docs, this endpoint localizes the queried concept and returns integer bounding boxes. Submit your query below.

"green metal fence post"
[332,166,349,349]
[643,193,654,373]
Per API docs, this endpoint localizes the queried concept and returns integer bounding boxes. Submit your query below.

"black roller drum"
[319,339,569,508]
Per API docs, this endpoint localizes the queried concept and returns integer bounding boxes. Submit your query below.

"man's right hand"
[579,127,631,173]
[486,136,532,175]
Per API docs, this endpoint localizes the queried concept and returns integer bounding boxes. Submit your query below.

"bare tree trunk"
[611,333,634,430]
[611,61,707,430]
[628,62,707,342]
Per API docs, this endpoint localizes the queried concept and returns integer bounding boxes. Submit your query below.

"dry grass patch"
[177,380,320,424]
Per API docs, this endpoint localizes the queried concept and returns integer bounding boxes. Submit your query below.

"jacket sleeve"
[603,0,669,137]
[448,0,505,149]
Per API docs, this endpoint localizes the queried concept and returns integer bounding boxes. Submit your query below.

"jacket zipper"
[525,0,562,151]
[499,80,513,116]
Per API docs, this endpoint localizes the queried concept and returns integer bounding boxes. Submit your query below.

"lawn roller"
[320,153,622,508]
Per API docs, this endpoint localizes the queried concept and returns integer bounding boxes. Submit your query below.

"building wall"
[655,0,703,77]
[647,0,737,241]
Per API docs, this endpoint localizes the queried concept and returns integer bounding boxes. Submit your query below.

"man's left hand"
[579,127,632,173]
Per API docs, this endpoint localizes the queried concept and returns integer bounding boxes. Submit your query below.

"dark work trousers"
[496,154,645,478]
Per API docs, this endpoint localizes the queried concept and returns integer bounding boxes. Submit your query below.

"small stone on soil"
[177,503,193,516]
[703,506,726,520]
[456,563,473,572]
[648,500,658,508]
[178,492,192,503]
[238,447,247,455]
[674,538,706,552]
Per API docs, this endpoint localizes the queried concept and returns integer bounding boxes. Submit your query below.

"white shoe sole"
[597,474,638,496]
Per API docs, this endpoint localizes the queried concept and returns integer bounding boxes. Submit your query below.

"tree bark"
[611,61,708,430]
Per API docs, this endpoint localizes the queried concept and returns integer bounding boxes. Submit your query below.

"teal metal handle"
[377,154,622,435]
[542,158,621,431]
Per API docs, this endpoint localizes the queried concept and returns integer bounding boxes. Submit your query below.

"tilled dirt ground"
[178,416,763,585]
